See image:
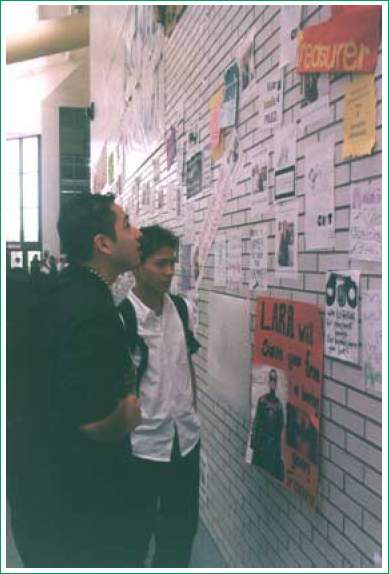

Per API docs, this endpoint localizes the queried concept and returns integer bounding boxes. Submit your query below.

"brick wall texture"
[90,4,383,568]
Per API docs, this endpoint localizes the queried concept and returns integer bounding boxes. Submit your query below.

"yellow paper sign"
[209,88,225,161]
[342,74,376,159]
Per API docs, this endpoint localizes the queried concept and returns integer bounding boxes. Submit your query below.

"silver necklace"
[87,267,112,289]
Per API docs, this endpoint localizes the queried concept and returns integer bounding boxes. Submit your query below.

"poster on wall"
[219,62,239,128]
[186,152,203,199]
[275,200,298,279]
[93,142,108,194]
[298,73,331,129]
[279,5,301,68]
[237,30,256,100]
[362,289,382,393]
[214,235,227,288]
[208,293,251,417]
[249,225,268,294]
[179,242,194,293]
[274,124,296,201]
[342,75,376,159]
[246,297,323,510]
[325,270,360,364]
[304,139,335,250]
[225,129,243,182]
[258,70,284,131]
[166,125,177,170]
[250,145,270,221]
[297,5,381,74]
[226,230,242,293]
[209,88,225,161]
[350,181,381,262]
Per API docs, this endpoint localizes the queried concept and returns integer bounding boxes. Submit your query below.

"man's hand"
[80,394,141,441]
[121,394,141,431]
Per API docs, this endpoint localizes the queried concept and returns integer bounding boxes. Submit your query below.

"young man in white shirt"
[122,225,201,568]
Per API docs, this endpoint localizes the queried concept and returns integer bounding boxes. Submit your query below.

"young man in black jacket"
[9,193,142,567]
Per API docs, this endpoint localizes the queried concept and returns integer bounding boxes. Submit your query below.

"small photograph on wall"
[186,152,202,199]
[275,200,298,278]
[274,124,296,201]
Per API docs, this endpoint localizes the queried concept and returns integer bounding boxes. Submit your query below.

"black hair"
[57,193,117,264]
[139,225,178,263]
[269,368,278,382]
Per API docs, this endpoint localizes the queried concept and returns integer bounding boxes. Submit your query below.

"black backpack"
[118,294,200,395]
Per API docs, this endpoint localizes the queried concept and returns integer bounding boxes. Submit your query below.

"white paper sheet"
[350,181,381,262]
[249,225,268,294]
[208,293,251,417]
[304,139,335,250]
[325,270,360,364]
[362,289,382,393]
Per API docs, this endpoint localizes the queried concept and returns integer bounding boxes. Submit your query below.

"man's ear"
[93,233,113,256]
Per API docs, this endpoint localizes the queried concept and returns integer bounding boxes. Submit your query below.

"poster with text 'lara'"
[246,297,323,510]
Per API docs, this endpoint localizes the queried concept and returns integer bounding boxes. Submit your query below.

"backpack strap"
[170,294,200,355]
[117,298,148,396]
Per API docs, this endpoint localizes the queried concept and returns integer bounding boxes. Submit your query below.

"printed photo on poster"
[304,139,335,250]
[225,129,242,180]
[350,182,381,262]
[298,73,331,129]
[325,270,360,364]
[274,124,296,201]
[275,200,298,278]
[362,289,382,393]
[258,70,284,131]
[186,152,202,199]
[247,297,323,509]
[250,145,270,221]
[249,225,268,294]
[246,365,287,482]
[219,62,239,128]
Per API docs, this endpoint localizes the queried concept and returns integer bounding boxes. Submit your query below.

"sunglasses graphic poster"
[325,270,360,365]
[251,296,323,510]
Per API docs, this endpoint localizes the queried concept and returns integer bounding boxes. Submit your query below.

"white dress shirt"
[126,290,201,462]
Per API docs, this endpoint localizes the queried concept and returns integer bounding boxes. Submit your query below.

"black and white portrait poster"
[275,199,298,279]
[325,270,360,364]
[274,123,296,201]
[304,139,335,250]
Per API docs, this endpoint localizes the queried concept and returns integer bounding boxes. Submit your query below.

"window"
[6,136,41,259]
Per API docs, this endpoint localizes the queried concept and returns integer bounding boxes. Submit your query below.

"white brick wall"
[90,4,383,568]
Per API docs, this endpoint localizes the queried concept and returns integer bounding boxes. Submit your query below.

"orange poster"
[247,297,323,510]
[297,5,381,74]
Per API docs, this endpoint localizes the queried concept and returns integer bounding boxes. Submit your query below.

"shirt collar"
[127,289,172,323]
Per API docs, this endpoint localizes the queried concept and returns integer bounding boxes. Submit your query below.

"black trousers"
[129,438,200,568]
